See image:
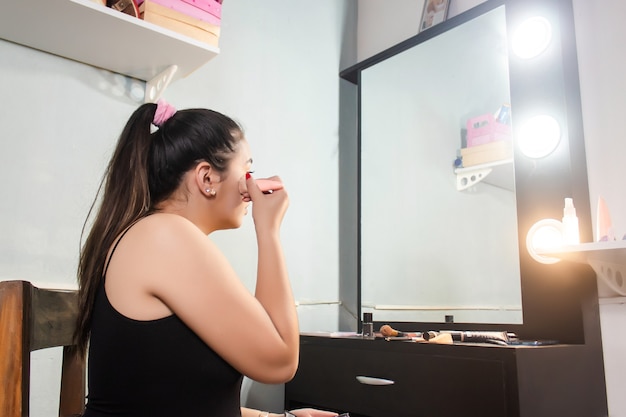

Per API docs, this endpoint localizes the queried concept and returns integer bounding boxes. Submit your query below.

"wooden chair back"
[0,280,86,417]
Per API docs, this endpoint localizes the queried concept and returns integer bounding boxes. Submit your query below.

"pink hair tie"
[153,99,177,127]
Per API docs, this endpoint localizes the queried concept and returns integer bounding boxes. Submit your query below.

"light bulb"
[518,114,561,158]
[512,16,552,59]
[526,219,563,264]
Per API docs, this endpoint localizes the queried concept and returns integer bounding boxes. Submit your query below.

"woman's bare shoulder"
[112,213,227,289]
[104,213,223,320]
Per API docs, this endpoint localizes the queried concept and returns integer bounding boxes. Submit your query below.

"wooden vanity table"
[285,335,607,417]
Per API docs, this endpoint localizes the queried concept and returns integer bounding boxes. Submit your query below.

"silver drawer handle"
[356,375,395,385]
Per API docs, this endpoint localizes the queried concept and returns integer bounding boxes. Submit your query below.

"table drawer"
[287,343,508,417]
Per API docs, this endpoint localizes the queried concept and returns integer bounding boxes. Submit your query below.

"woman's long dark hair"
[74,103,243,355]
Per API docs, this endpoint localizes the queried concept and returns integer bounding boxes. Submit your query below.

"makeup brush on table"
[379,324,422,339]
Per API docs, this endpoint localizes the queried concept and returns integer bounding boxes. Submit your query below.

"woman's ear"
[195,162,220,195]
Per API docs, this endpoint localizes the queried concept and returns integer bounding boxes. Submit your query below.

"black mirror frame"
[341,0,601,344]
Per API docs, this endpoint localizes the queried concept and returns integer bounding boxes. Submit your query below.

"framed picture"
[419,0,450,32]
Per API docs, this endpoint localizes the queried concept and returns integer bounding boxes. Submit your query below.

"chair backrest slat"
[0,280,86,417]
[32,287,79,351]
[0,280,29,417]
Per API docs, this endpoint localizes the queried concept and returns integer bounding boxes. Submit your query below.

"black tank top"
[83,226,243,417]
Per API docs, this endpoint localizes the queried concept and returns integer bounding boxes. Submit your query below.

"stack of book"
[138,0,222,47]
[460,139,513,167]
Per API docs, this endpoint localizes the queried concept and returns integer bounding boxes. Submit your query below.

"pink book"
[146,0,221,25]
[183,0,221,18]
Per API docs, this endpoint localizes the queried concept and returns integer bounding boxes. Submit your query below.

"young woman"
[74,100,338,417]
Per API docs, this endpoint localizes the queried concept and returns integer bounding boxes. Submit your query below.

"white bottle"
[562,198,580,245]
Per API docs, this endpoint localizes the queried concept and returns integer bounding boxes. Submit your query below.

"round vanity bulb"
[512,16,552,59]
[526,219,563,264]
[517,114,561,158]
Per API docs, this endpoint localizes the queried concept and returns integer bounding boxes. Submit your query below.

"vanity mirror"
[360,4,520,326]
[341,0,597,343]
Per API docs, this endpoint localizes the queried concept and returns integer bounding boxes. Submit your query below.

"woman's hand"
[245,174,289,233]
[287,408,342,417]
[244,407,341,417]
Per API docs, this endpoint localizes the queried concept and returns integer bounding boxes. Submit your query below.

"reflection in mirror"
[360,6,523,324]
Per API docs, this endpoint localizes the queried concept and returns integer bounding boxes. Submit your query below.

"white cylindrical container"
[562,197,580,245]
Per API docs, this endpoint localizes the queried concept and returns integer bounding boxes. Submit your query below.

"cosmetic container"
[362,312,374,339]
[562,197,580,245]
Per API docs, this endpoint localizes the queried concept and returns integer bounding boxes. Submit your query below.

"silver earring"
[205,188,216,197]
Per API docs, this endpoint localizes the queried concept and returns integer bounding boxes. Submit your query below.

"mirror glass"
[360,5,523,324]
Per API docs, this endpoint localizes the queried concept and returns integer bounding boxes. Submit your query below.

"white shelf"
[541,241,626,264]
[0,0,219,83]
[454,158,514,191]
[541,241,626,296]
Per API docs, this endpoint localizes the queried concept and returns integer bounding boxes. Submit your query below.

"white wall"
[572,1,626,415]
[0,0,356,415]
[357,0,626,415]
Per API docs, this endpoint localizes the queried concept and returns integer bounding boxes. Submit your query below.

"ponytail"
[74,103,156,355]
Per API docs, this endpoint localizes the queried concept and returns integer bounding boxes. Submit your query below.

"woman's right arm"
[247,175,300,378]
[136,179,298,383]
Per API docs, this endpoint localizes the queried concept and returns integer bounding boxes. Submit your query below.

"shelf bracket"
[588,259,626,296]
[144,65,178,103]
[455,167,493,191]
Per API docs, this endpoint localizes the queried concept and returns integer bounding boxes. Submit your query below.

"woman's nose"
[238,175,248,194]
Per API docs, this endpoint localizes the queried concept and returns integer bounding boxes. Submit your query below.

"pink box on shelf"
[466,113,512,147]
[182,0,221,18]
[148,0,221,25]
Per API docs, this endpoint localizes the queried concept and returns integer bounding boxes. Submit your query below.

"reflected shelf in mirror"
[454,158,514,191]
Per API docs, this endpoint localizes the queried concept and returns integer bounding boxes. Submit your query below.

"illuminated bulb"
[526,219,563,264]
[518,114,561,158]
[512,16,552,59]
